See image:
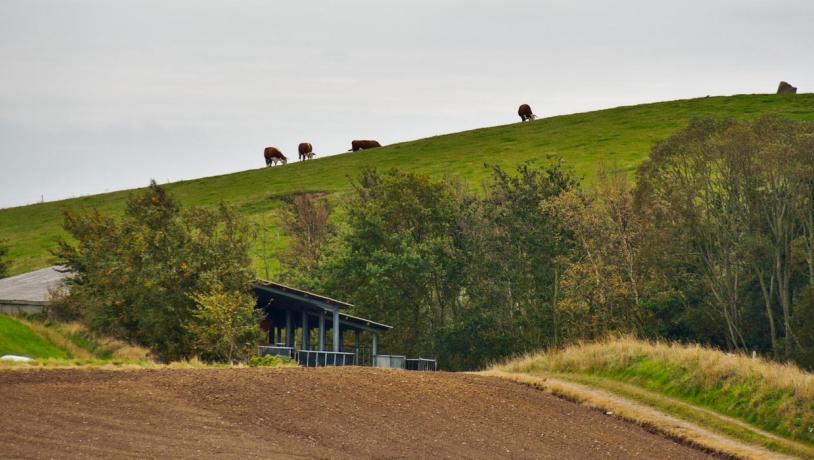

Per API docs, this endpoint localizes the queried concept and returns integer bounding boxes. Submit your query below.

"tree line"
[47,116,814,369]
[280,116,814,370]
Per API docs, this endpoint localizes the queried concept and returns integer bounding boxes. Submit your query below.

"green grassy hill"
[2,94,813,276]
[0,314,154,365]
[0,315,67,359]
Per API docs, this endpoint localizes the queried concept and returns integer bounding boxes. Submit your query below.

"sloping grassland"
[1,94,812,276]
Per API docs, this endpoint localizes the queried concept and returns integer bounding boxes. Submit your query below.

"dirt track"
[0,367,714,459]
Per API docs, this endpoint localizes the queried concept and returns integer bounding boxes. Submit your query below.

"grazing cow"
[518,104,536,122]
[263,147,287,167]
[349,140,382,151]
[298,142,314,161]
[777,81,798,95]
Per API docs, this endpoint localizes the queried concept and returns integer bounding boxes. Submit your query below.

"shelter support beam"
[302,312,310,350]
[319,311,325,351]
[372,333,378,356]
[286,310,293,347]
[333,309,340,352]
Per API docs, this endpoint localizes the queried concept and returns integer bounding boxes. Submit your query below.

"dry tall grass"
[18,319,152,362]
[495,336,814,444]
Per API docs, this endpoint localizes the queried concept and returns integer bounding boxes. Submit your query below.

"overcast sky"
[1,0,812,209]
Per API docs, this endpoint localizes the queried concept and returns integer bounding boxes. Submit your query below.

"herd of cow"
[262,103,537,167]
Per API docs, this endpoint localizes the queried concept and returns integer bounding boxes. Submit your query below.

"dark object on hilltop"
[298,143,314,161]
[264,147,287,166]
[777,81,797,94]
[349,140,381,151]
[518,104,536,122]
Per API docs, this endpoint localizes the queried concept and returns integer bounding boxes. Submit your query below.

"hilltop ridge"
[2,93,813,276]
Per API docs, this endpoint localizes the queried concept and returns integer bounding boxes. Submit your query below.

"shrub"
[248,354,297,368]
[187,283,262,363]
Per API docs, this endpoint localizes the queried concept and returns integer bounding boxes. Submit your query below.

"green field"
[2,93,813,277]
[0,315,67,359]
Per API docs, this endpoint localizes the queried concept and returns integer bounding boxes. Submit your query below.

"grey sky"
[1,0,812,209]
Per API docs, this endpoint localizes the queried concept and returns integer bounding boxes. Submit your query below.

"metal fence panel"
[405,358,438,371]
[372,354,406,369]
[258,346,295,359]
[297,350,356,367]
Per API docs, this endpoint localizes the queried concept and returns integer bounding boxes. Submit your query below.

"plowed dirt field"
[0,367,715,459]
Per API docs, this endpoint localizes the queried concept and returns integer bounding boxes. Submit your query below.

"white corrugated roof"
[0,266,69,302]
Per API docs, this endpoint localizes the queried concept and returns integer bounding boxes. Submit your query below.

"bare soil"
[0,367,715,459]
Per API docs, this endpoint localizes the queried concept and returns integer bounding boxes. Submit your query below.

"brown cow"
[518,104,536,122]
[263,147,287,167]
[298,142,314,161]
[349,140,382,151]
[777,81,798,94]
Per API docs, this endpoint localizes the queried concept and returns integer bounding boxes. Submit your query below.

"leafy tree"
[278,193,335,288]
[636,116,814,356]
[320,168,466,358]
[293,163,578,370]
[442,162,577,367]
[188,282,262,362]
[54,181,257,361]
[545,168,653,342]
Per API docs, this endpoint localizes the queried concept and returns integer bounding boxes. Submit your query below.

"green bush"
[248,354,296,368]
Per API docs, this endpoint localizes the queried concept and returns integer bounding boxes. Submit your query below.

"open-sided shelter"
[253,281,396,367]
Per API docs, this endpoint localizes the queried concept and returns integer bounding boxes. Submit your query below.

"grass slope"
[0,315,67,359]
[2,94,813,276]
[494,337,814,453]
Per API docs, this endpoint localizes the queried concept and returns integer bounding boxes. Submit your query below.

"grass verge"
[492,337,814,459]
[0,314,299,370]
[484,370,800,460]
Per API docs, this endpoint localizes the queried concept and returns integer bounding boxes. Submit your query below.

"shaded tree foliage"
[320,169,467,359]
[54,181,258,361]
[282,164,577,370]
[636,116,814,361]
[441,162,577,368]
[278,193,335,289]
